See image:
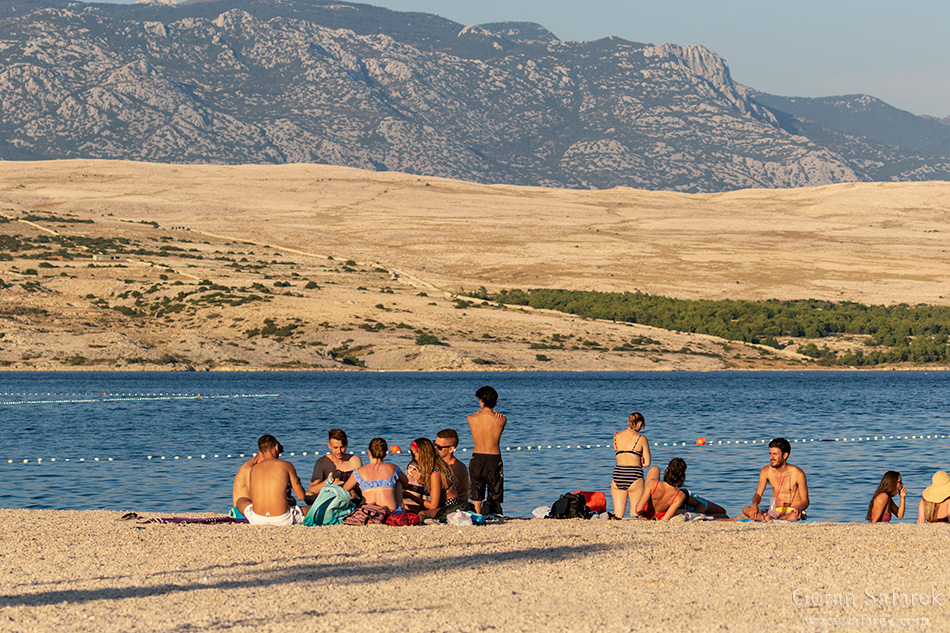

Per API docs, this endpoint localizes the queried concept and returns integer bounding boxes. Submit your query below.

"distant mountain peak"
[477,21,559,42]
[1,0,948,190]
[136,0,179,5]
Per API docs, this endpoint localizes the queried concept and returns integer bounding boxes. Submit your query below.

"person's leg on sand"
[611,480,628,519]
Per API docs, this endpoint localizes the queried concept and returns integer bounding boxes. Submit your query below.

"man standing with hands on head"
[467,385,507,517]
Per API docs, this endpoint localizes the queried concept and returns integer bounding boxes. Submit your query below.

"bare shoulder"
[495,411,507,423]
[790,464,807,478]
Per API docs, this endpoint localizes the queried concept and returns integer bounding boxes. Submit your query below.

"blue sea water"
[1,371,948,522]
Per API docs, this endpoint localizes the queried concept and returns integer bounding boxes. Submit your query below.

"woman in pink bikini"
[866,471,906,523]
[634,459,687,521]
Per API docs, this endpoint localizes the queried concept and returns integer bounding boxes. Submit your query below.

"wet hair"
[413,437,454,493]
[368,437,388,460]
[769,437,791,456]
[436,428,459,447]
[628,412,645,430]
[866,471,901,522]
[328,429,348,445]
[663,458,687,487]
[258,434,278,452]
[476,385,498,409]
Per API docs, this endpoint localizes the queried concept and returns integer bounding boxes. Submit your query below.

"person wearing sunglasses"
[435,428,469,503]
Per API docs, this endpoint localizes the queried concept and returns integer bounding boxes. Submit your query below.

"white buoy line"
[0,393,281,406]
[4,435,948,465]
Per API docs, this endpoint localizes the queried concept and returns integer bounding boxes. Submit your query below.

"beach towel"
[137,516,249,525]
[385,512,420,526]
[303,484,354,526]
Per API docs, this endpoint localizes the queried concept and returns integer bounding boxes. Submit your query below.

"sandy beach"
[0,508,946,632]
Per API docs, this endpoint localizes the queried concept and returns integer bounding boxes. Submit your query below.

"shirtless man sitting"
[231,440,288,514]
[305,429,363,504]
[436,428,469,503]
[467,385,507,516]
[235,435,307,526]
[742,437,809,521]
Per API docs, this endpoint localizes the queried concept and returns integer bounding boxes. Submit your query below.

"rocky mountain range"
[2,0,949,192]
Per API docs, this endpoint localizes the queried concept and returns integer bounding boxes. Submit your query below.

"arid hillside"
[1,160,948,371]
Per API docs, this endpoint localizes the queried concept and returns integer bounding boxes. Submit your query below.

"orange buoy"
[390,445,402,454]
[696,437,706,446]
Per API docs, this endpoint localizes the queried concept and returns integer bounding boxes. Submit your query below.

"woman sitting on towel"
[410,437,459,520]
[611,412,651,519]
[662,457,729,519]
[342,437,408,513]
[635,459,687,521]
[917,471,950,524]
[866,470,907,523]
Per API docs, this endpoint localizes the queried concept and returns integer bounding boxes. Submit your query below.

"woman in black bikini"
[411,437,459,520]
[610,412,651,519]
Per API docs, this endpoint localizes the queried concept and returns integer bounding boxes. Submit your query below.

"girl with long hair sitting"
[410,437,459,520]
[866,470,906,523]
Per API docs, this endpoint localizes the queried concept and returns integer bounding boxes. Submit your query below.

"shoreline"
[1,508,947,632]
[1,365,949,373]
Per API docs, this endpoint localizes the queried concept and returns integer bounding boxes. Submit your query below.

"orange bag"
[572,490,607,514]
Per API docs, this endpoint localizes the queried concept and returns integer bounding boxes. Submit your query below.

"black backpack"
[549,492,592,519]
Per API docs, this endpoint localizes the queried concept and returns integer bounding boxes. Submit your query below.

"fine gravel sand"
[1,509,945,632]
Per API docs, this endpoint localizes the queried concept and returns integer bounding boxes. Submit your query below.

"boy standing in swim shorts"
[467,386,507,516]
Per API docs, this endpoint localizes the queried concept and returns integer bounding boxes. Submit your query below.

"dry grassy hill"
[1,160,948,371]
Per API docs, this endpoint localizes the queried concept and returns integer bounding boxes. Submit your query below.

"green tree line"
[479,289,950,366]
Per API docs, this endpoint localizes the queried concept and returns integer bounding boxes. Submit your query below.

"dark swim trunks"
[469,453,504,515]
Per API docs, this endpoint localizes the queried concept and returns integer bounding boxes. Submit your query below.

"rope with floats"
[0,392,280,406]
[4,434,948,465]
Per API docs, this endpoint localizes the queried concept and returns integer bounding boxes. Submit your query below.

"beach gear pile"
[537,490,607,519]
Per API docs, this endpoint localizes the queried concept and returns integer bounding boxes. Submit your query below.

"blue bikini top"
[353,466,403,490]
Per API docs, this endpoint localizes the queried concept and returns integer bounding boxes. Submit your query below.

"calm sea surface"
[2,371,949,522]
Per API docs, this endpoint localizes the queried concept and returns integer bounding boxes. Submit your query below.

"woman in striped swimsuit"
[610,412,651,519]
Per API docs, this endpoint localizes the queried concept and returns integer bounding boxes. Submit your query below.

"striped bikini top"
[615,435,643,457]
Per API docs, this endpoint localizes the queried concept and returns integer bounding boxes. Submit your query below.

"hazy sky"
[90,0,948,117]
